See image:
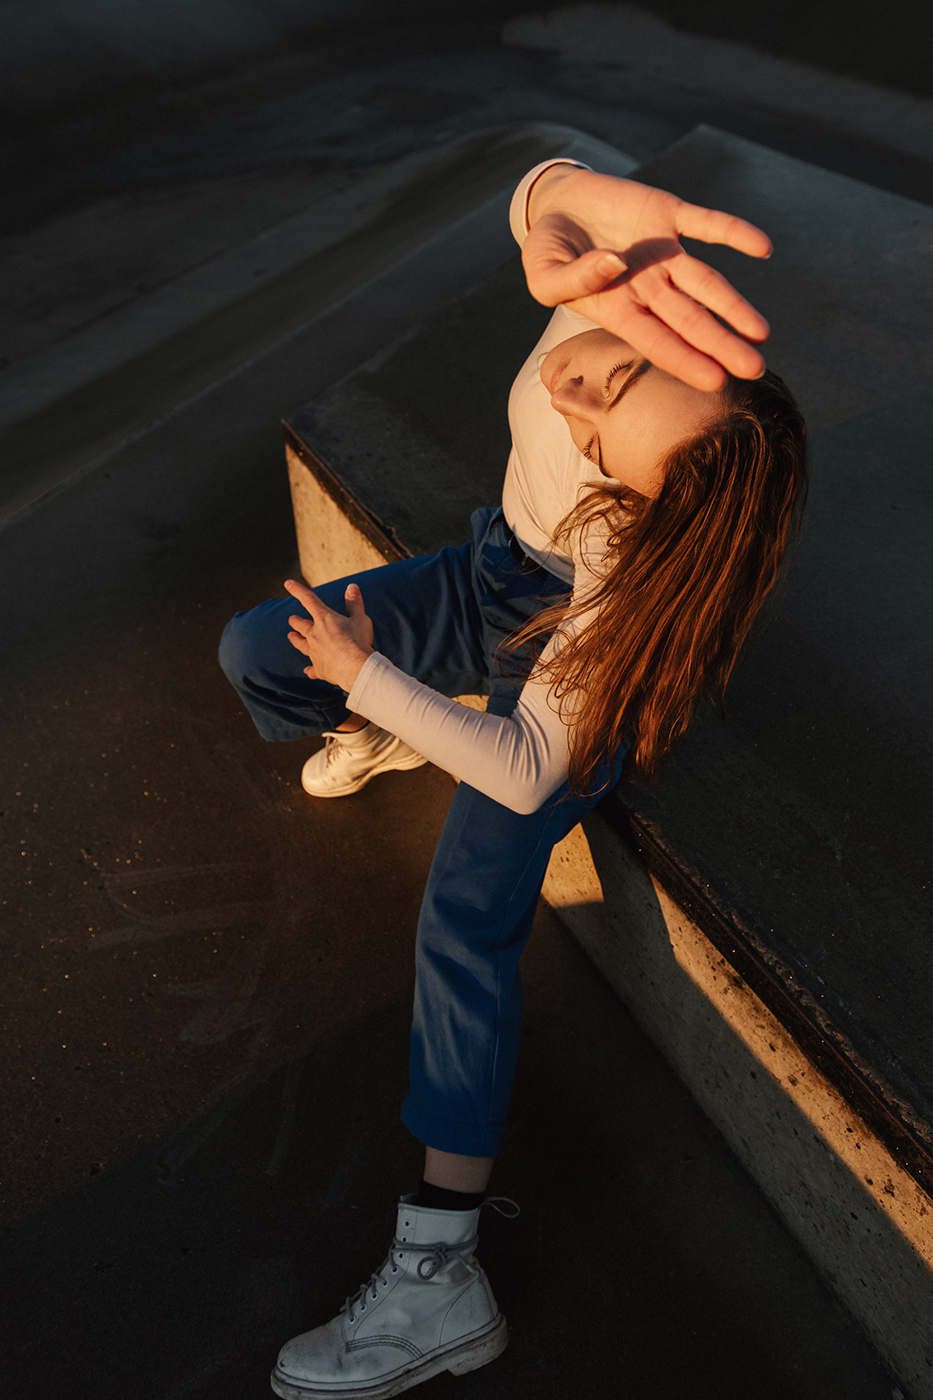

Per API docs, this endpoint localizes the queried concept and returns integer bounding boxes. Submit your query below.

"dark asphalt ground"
[0,13,906,1399]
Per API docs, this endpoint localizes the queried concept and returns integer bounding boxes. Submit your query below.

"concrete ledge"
[285,435,407,582]
[542,812,933,1395]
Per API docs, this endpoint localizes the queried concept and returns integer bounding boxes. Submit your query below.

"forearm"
[347,652,570,816]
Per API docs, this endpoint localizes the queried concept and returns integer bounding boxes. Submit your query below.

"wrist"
[526,164,593,228]
[336,645,375,695]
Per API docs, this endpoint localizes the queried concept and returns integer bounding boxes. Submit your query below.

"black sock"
[415,1178,486,1212]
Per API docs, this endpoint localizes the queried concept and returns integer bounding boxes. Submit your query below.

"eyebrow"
[607,357,651,412]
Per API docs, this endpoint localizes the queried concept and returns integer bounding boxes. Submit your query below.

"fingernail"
[597,253,625,278]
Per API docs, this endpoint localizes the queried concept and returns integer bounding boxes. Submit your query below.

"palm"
[522,174,772,391]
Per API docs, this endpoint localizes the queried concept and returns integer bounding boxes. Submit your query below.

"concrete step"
[281,124,933,1398]
[0,121,635,527]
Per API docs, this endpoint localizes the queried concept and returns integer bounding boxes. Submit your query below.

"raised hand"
[285,578,374,692]
[523,166,773,391]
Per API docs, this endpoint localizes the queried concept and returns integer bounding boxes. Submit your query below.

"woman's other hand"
[523,166,772,392]
[285,579,374,691]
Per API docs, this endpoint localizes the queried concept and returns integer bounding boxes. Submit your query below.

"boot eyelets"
[391,1265,398,1273]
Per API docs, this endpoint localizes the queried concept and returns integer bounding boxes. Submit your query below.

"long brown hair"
[507,370,808,795]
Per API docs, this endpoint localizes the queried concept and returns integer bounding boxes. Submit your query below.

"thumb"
[344,583,366,616]
[530,248,627,307]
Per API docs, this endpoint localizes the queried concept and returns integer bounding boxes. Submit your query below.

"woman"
[219,159,807,1399]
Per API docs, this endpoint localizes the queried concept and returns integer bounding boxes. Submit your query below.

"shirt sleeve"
[508,159,592,248]
[346,641,573,816]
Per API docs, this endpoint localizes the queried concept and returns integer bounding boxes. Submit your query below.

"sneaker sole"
[301,750,428,799]
[270,1314,507,1399]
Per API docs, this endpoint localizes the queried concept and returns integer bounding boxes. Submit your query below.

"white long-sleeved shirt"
[347,160,612,815]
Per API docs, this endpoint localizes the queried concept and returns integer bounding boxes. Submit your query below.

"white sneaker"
[270,1198,513,1400]
[301,723,427,798]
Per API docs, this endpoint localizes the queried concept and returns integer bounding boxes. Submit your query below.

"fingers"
[671,252,770,344]
[643,277,767,380]
[284,579,374,689]
[284,579,323,660]
[611,306,732,392]
[676,200,773,260]
[284,577,326,619]
[285,578,367,622]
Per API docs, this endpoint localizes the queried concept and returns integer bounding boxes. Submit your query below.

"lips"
[549,359,570,395]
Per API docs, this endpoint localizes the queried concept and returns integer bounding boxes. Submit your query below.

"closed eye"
[608,357,651,412]
[604,361,630,394]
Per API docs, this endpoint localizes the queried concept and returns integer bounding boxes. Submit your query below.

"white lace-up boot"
[271,1197,515,1400]
[301,723,426,798]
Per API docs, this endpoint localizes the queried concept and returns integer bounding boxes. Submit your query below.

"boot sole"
[270,1314,508,1399]
[302,751,428,799]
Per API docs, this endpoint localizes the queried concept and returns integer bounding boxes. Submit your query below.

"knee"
[218,603,280,687]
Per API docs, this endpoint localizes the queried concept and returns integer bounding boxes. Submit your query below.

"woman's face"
[540,330,721,497]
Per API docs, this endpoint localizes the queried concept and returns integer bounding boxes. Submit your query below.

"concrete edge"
[621,801,933,1192]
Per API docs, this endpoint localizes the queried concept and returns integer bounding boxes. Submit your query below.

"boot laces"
[343,1198,519,1323]
[344,1237,476,1321]
[323,726,375,768]
[411,1234,479,1281]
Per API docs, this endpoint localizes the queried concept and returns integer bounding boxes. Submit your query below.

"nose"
[551,373,598,421]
